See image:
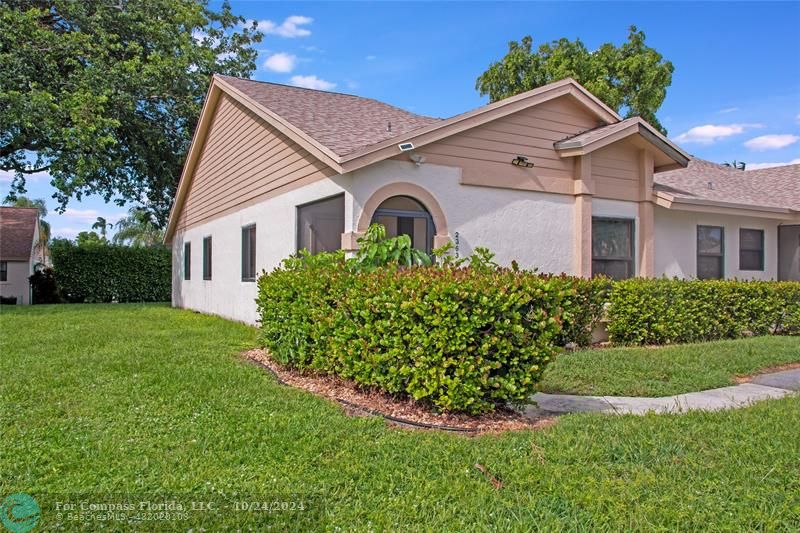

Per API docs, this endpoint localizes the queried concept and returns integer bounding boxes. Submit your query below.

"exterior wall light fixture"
[511,156,535,168]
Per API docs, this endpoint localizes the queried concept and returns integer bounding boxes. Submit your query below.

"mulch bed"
[734,362,800,384]
[243,348,556,434]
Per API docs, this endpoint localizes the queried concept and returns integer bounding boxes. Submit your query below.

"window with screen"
[296,194,345,254]
[739,228,764,271]
[0,261,7,282]
[183,242,191,281]
[202,236,212,280]
[241,224,256,281]
[697,225,724,279]
[592,218,635,280]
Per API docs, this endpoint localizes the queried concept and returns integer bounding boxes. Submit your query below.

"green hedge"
[51,241,171,303]
[257,253,585,414]
[606,278,800,345]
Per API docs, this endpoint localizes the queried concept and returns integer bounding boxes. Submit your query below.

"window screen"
[697,225,724,279]
[739,228,764,271]
[592,218,634,280]
[241,225,256,281]
[0,261,7,282]
[203,236,212,280]
[183,242,191,281]
[296,194,345,254]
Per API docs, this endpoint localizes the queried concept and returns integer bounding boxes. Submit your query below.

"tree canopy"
[1,0,262,225]
[476,26,674,134]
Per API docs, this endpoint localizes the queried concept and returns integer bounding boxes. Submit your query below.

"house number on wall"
[454,231,460,258]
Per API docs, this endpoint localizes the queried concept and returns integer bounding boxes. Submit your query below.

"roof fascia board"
[164,80,222,243]
[653,190,793,219]
[214,77,343,171]
[556,120,690,168]
[340,81,621,172]
[637,123,690,166]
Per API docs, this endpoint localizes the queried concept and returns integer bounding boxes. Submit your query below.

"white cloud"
[745,158,800,170]
[61,208,125,224]
[52,227,82,239]
[249,15,312,38]
[365,55,377,61]
[744,134,799,151]
[0,169,49,183]
[289,75,336,91]
[718,107,739,114]
[673,123,762,145]
[263,52,297,73]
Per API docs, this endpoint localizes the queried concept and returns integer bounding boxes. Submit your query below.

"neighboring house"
[0,207,43,305]
[164,75,800,324]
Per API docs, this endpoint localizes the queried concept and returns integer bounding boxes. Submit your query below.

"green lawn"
[1,304,799,530]
[540,336,800,397]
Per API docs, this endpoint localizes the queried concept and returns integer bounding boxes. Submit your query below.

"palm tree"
[112,207,165,247]
[92,217,112,239]
[4,196,51,264]
[723,160,746,171]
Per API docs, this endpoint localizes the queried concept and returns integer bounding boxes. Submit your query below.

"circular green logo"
[0,493,40,533]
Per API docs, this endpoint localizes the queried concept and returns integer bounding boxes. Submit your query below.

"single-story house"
[0,207,44,305]
[164,74,800,324]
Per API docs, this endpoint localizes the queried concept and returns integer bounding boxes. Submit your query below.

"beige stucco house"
[0,207,44,305]
[164,75,800,324]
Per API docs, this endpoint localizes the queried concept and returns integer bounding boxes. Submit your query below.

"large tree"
[476,26,673,134]
[1,0,262,225]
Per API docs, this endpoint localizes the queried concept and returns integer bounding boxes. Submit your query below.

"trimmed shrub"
[257,252,576,414]
[554,276,611,347]
[607,278,800,345]
[29,267,62,304]
[51,241,171,303]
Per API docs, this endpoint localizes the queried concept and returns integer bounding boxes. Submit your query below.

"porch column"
[573,154,593,278]
[638,150,655,277]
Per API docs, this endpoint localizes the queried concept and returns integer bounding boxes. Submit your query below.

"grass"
[540,336,800,397]
[0,304,798,530]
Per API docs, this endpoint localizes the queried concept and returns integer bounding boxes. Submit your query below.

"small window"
[183,242,191,281]
[297,194,345,254]
[0,261,7,282]
[203,236,212,280]
[592,218,635,280]
[241,224,256,282]
[697,225,724,279]
[739,228,764,271]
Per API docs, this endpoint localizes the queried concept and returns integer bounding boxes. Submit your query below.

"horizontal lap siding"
[592,142,641,202]
[396,96,604,194]
[176,94,336,231]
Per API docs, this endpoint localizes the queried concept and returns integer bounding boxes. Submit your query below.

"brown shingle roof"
[654,158,800,211]
[555,117,641,148]
[217,75,442,157]
[0,207,38,261]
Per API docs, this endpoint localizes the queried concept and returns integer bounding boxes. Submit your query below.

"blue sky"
[3,1,799,239]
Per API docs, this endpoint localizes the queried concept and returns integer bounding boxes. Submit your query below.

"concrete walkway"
[526,368,800,417]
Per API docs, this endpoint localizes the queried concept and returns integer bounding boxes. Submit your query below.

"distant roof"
[0,207,38,261]
[217,75,442,157]
[654,158,800,211]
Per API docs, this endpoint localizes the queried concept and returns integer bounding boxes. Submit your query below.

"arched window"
[371,195,435,253]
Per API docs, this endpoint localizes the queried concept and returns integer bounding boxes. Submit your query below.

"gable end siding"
[176,93,338,231]
[392,96,603,195]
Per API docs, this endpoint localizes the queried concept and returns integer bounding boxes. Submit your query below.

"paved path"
[525,368,800,417]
